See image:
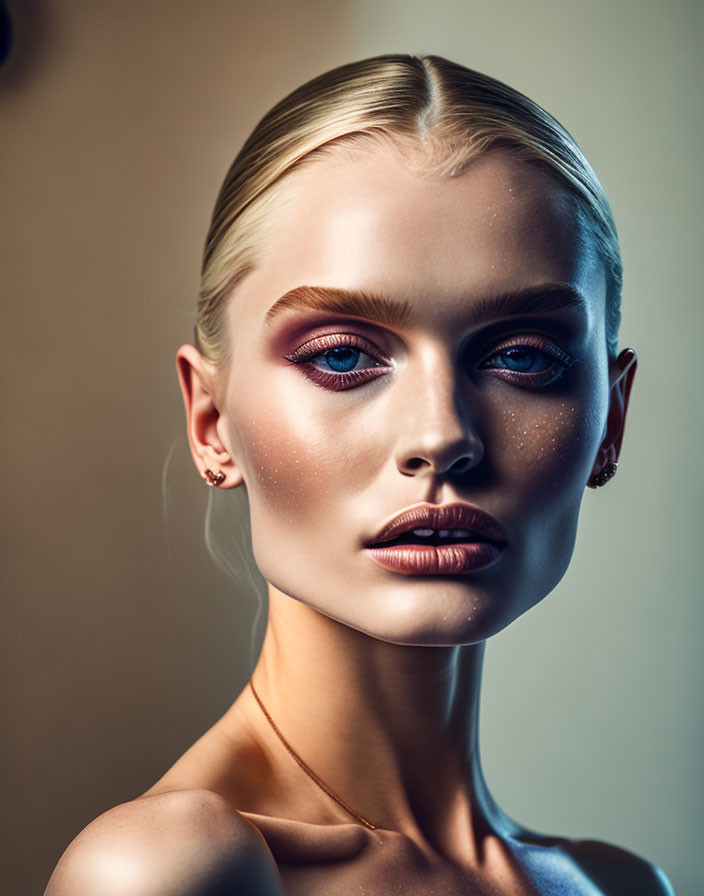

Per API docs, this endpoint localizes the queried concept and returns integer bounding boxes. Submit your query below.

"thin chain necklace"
[248,679,377,831]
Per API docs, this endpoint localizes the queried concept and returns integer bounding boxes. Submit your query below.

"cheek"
[491,379,607,600]
[225,383,382,530]
[497,400,594,484]
[491,361,608,499]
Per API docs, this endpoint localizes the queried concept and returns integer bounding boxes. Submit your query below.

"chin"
[325,580,541,648]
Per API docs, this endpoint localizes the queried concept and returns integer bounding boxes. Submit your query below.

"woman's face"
[212,146,623,645]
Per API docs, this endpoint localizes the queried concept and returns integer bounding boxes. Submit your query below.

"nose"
[394,354,483,477]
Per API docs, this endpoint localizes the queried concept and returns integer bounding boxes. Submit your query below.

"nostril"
[399,451,479,477]
[405,457,429,472]
[395,428,483,477]
[451,457,473,474]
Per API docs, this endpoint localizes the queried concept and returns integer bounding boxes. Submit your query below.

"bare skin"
[45,147,673,895]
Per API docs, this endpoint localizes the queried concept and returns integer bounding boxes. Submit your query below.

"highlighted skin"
[215,148,611,646]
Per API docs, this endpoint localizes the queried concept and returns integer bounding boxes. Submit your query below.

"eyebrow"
[264,283,589,329]
[264,285,412,328]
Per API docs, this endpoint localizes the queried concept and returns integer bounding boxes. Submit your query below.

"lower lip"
[366,541,504,575]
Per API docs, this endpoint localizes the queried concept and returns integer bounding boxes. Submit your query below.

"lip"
[365,502,507,576]
[367,502,507,546]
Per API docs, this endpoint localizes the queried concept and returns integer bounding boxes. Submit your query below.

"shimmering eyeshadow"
[284,333,391,392]
[285,331,575,393]
[475,334,575,389]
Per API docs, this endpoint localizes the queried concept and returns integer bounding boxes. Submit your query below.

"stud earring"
[588,461,618,489]
[204,469,226,487]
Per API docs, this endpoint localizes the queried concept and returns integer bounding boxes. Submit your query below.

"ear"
[175,344,244,488]
[587,347,637,487]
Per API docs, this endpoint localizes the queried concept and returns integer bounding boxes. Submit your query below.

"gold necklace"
[248,679,377,831]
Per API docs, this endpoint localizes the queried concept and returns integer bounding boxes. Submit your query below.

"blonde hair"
[196,54,622,364]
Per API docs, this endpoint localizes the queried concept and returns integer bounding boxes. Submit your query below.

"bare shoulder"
[562,837,675,895]
[44,789,284,896]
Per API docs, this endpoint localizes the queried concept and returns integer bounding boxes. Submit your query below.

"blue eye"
[285,334,392,391]
[478,337,575,388]
[318,346,362,372]
[486,346,553,373]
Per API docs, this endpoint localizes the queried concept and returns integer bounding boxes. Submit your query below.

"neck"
[239,585,509,855]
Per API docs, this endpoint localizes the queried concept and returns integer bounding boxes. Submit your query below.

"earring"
[588,461,618,489]
[204,469,226,487]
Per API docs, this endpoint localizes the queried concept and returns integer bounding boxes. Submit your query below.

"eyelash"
[476,334,576,389]
[284,332,575,392]
[284,333,391,391]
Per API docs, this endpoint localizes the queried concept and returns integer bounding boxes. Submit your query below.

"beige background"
[1,1,701,893]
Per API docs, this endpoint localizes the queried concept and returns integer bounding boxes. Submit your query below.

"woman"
[45,54,673,895]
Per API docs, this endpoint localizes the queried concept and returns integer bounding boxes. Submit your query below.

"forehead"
[230,145,605,335]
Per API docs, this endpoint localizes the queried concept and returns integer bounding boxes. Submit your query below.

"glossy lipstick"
[365,502,507,576]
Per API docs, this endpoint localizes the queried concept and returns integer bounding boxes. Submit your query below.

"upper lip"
[366,502,508,546]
